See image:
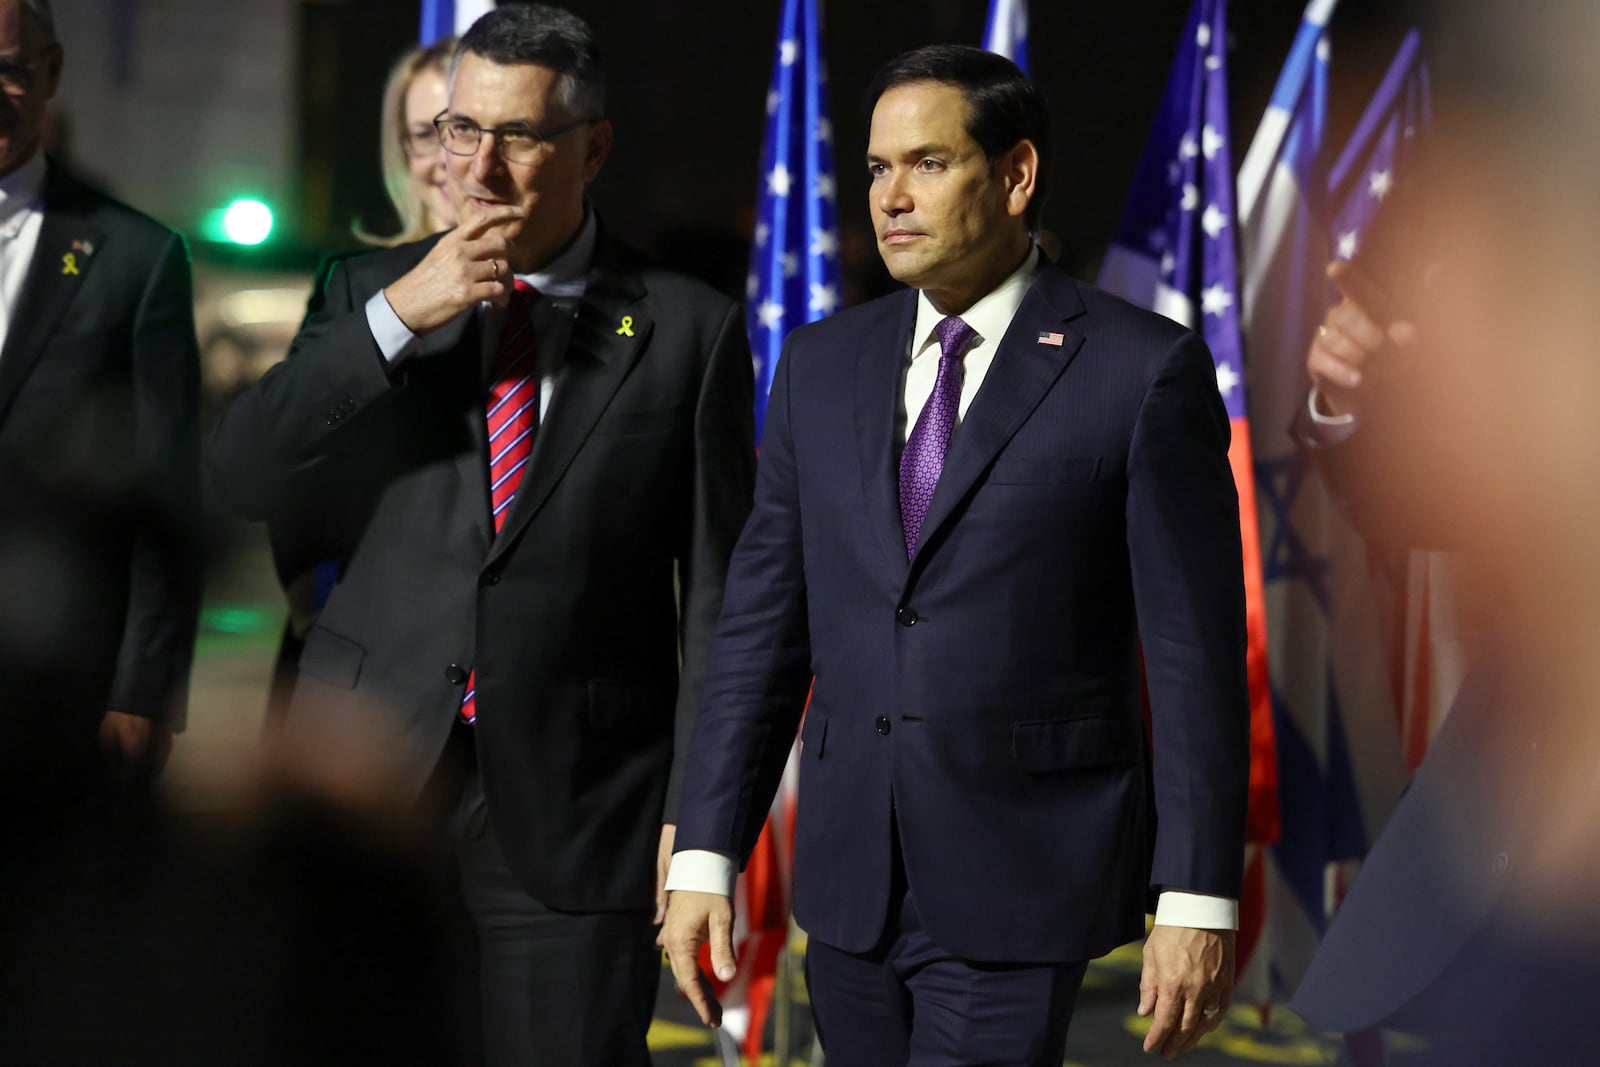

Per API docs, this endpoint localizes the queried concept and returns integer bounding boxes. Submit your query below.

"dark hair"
[864,45,1052,231]
[456,4,605,118]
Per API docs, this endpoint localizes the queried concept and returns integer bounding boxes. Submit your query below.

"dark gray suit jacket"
[0,162,201,773]
[208,229,754,911]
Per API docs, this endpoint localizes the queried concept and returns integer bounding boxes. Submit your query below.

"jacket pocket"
[1011,713,1139,772]
[593,402,680,436]
[299,625,365,689]
[986,456,1102,485]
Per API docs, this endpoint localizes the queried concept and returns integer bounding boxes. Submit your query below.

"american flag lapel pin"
[1037,331,1064,347]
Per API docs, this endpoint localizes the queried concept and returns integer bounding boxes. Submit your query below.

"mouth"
[880,229,923,245]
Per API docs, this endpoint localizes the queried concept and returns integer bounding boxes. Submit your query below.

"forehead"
[448,54,564,124]
[868,81,973,155]
[0,1,31,52]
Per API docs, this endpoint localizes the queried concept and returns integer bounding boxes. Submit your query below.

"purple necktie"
[899,315,976,557]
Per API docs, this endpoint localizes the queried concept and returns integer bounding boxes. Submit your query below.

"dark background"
[296,0,1419,292]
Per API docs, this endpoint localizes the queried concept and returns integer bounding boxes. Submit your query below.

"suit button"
[445,664,468,685]
[480,570,501,586]
[896,607,917,627]
[325,413,341,425]
[875,716,891,735]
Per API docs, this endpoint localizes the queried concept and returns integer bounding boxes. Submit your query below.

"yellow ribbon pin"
[616,315,634,337]
[61,252,79,276]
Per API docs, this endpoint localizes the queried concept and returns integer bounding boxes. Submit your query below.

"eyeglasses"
[433,115,599,164]
[402,129,444,159]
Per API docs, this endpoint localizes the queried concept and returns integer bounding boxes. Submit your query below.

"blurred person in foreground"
[0,0,199,840]
[207,4,754,1063]
[268,36,460,720]
[1289,4,1600,1062]
[662,45,1249,1066]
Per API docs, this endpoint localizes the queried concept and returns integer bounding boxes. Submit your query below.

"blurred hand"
[98,709,172,784]
[659,889,736,1027]
[383,205,524,336]
[1138,925,1234,1060]
[654,824,676,924]
[1307,260,1420,420]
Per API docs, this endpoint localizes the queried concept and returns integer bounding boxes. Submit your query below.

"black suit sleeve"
[207,258,396,522]
[1126,332,1251,900]
[664,301,757,822]
[110,232,202,725]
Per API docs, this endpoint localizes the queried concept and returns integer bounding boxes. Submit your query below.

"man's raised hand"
[383,206,525,336]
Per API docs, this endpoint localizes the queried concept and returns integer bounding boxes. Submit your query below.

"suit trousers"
[804,814,1088,1067]
[440,724,659,1067]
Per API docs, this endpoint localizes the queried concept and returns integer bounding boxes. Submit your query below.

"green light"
[220,198,273,245]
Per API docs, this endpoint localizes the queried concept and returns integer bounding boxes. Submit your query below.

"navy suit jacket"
[675,257,1250,963]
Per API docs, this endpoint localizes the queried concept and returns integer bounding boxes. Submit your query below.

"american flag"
[1098,0,1281,977]
[713,1,839,1060]
[982,0,1031,77]
[747,0,841,437]
[418,0,494,44]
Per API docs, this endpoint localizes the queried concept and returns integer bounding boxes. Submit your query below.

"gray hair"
[455,4,605,119]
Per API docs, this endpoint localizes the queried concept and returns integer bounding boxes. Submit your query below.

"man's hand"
[1307,260,1419,421]
[655,824,676,924]
[382,205,525,336]
[658,889,736,1027]
[1138,925,1234,1060]
[98,710,173,784]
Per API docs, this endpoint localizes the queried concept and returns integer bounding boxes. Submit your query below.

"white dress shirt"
[364,209,598,422]
[1303,387,1359,446]
[667,246,1238,931]
[0,151,48,356]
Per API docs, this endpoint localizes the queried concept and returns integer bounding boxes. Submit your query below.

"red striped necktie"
[461,279,540,725]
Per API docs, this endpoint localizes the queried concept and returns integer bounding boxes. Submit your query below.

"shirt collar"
[514,208,597,300]
[0,152,46,239]
[911,244,1041,361]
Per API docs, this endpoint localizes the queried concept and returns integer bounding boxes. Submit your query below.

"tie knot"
[513,278,538,297]
[935,315,976,360]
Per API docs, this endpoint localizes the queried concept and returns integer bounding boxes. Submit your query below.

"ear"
[1001,138,1039,221]
[582,118,614,183]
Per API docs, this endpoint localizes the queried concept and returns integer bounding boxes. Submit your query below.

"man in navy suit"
[662,46,1250,1066]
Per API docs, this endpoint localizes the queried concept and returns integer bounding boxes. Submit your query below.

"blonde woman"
[366,36,459,244]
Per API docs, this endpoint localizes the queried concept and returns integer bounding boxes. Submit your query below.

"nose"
[876,169,912,218]
[468,136,503,184]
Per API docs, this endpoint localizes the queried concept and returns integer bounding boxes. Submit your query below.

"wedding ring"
[1201,1004,1221,1017]
[490,258,502,281]
[1317,325,1328,339]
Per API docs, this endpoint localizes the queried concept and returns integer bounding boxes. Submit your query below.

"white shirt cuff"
[1304,388,1358,446]
[665,848,738,898]
[365,289,418,364]
[1153,890,1238,930]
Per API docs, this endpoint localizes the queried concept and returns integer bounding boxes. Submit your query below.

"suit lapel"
[441,312,493,551]
[486,240,648,565]
[0,171,103,428]
[856,290,919,574]
[910,264,1088,570]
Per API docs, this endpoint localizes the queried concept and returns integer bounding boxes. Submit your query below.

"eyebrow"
[865,143,962,163]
